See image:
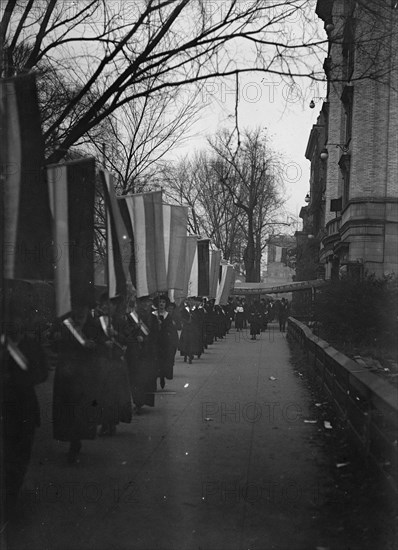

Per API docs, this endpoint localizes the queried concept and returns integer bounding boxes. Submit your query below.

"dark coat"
[152,310,178,380]
[52,320,101,442]
[93,313,133,426]
[204,305,217,344]
[179,307,203,357]
[248,306,262,335]
[234,306,245,329]
[3,335,48,515]
[124,310,159,407]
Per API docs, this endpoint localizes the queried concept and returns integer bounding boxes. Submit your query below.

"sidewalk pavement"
[3,324,395,550]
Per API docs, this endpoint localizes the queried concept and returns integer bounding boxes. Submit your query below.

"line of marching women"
[50,293,235,466]
[178,297,232,363]
[1,289,234,519]
[51,292,182,465]
[50,293,234,465]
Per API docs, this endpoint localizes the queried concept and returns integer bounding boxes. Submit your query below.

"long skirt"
[97,355,132,425]
[235,312,244,330]
[126,345,157,407]
[158,346,177,380]
[204,316,217,345]
[179,323,202,358]
[53,358,100,442]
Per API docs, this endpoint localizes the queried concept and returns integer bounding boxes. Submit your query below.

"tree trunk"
[254,238,262,282]
[244,215,257,282]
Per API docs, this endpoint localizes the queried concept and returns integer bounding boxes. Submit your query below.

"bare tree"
[160,156,204,235]
[84,81,203,194]
[162,128,289,281]
[194,152,246,263]
[1,0,326,163]
[162,152,247,261]
[208,127,285,282]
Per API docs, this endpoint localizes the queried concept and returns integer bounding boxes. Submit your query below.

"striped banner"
[163,203,188,293]
[117,191,167,297]
[216,263,235,305]
[0,74,53,281]
[171,234,198,301]
[186,235,199,297]
[99,170,131,298]
[47,159,96,318]
[209,245,222,299]
[197,239,210,297]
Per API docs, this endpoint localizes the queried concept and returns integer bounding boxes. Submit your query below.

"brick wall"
[318,0,398,276]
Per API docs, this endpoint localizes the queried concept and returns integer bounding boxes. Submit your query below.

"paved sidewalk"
[4,324,395,550]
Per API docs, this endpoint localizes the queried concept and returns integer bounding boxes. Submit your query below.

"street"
[4,324,396,550]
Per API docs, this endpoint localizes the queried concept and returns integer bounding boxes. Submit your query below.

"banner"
[162,203,188,292]
[117,191,166,297]
[99,170,131,298]
[209,244,221,299]
[186,235,199,298]
[0,74,53,281]
[216,262,235,305]
[47,159,96,317]
[197,239,210,297]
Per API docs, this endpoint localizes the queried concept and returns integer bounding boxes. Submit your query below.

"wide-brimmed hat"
[137,295,153,302]
[99,292,123,305]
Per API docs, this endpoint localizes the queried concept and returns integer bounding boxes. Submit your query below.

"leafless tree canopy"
[1,0,326,163]
[163,127,288,281]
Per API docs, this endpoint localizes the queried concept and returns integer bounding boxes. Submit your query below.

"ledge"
[289,317,398,414]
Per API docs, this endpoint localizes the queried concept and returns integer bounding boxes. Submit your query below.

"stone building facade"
[308,0,398,279]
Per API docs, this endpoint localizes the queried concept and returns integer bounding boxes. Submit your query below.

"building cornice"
[323,233,341,247]
[305,124,323,160]
[342,198,398,214]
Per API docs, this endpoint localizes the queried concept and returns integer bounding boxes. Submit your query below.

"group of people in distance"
[2,288,290,521]
[234,296,291,338]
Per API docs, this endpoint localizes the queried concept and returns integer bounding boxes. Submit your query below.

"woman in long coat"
[204,299,217,345]
[124,295,159,413]
[93,295,132,436]
[179,298,203,363]
[152,295,178,389]
[3,294,48,516]
[52,306,101,464]
[248,302,262,340]
[234,300,245,331]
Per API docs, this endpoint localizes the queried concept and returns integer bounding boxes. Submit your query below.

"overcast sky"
[167,6,327,230]
[170,69,327,229]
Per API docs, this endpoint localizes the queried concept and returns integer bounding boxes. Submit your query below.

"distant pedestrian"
[248,301,262,340]
[179,298,202,363]
[279,298,290,332]
[234,300,245,331]
[241,298,248,328]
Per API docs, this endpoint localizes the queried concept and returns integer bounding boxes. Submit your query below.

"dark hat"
[99,292,123,304]
[137,294,153,302]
